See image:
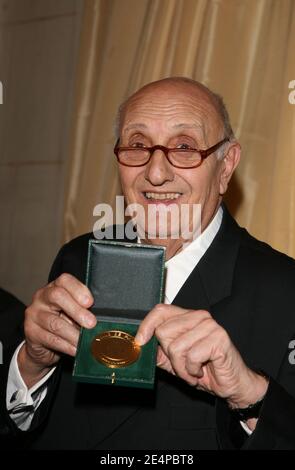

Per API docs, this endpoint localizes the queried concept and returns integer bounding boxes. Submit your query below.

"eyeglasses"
[114,137,229,169]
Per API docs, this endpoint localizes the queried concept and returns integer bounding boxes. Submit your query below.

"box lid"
[86,240,166,320]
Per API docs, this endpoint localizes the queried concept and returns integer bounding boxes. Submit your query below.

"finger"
[53,273,93,308]
[29,323,77,357]
[164,342,200,385]
[59,312,75,326]
[43,286,96,328]
[156,343,199,386]
[185,336,215,377]
[182,322,229,380]
[155,311,214,352]
[158,318,217,384]
[156,346,174,374]
[135,304,193,345]
[35,312,80,348]
[156,344,199,386]
[186,326,233,378]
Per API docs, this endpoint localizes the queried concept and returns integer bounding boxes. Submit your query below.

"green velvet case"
[73,240,166,388]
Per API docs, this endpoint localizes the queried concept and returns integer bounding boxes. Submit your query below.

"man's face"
[118,83,237,252]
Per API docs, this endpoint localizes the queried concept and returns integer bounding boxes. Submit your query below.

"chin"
[139,223,181,241]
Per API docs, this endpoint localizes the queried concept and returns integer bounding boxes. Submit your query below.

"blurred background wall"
[0,0,83,303]
[0,0,295,305]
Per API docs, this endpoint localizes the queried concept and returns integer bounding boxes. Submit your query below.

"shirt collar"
[164,206,223,303]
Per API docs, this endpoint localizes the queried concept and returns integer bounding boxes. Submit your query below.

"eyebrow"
[123,123,203,132]
[172,123,206,143]
[171,123,203,130]
[121,122,206,146]
[123,123,147,132]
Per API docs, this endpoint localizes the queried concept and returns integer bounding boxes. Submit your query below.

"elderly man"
[1,77,295,450]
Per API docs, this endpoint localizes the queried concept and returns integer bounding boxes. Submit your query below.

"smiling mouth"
[143,192,182,201]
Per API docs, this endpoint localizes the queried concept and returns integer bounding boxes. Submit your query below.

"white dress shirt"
[6,205,251,435]
[6,342,56,430]
[164,206,223,304]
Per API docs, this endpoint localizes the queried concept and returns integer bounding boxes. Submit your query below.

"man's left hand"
[135,304,268,410]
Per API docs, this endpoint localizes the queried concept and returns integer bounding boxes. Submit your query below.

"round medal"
[91,330,141,368]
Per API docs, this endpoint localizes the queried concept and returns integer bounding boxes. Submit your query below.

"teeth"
[145,192,181,200]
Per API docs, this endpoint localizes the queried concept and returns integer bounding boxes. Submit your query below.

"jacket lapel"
[172,206,242,311]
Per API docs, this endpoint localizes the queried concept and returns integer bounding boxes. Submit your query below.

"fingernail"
[135,333,144,345]
[82,295,90,306]
[85,315,96,328]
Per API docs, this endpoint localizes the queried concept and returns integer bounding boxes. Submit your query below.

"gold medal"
[91,330,141,368]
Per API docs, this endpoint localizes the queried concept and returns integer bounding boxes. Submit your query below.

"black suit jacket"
[0,289,25,343]
[1,207,295,450]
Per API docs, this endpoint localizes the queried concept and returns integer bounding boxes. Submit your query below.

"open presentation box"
[73,240,166,389]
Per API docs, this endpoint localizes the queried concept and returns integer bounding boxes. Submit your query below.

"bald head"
[115,77,234,144]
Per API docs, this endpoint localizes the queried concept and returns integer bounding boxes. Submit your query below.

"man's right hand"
[18,273,96,388]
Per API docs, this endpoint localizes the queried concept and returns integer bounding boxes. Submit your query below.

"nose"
[144,149,174,186]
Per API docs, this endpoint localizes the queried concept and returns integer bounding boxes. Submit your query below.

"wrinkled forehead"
[121,85,223,140]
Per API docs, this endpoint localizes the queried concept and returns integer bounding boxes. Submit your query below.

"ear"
[219,142,241,195]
